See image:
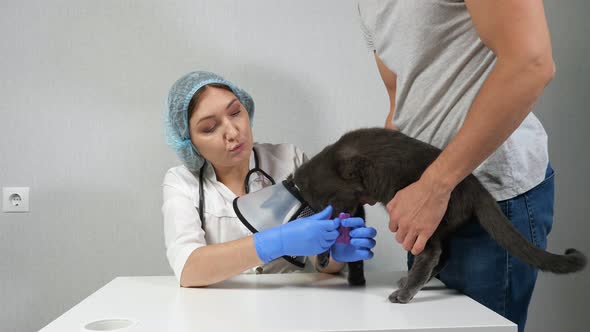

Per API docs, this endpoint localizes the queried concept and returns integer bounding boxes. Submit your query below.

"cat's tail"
[474,188,586,274]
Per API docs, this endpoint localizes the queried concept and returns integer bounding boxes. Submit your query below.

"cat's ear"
[336,146,369,180]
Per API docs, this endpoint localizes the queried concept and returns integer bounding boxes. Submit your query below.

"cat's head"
[292,140,374,216]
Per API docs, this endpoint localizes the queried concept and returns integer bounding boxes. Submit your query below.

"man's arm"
[374,52,398,130]
[388,0,555,255]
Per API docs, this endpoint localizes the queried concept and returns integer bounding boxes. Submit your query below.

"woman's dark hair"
[187,83,233,120]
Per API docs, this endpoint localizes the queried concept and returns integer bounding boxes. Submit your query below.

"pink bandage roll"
[335,212,351,244]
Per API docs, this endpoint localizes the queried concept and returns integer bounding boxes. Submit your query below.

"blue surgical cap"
[165,71,255,172]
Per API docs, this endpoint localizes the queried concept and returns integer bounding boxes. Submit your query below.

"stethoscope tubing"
[198,148,275,223]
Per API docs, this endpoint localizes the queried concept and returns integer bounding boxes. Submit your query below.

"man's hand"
[386,171,451,256]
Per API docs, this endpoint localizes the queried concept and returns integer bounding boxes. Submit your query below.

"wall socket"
[2,187,30,213]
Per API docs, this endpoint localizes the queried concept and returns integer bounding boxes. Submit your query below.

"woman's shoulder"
[163,165,199,188]
[254,142,308,174]
[254,142,306,160]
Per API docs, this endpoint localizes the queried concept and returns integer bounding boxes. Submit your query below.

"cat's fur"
[292,127,586,303]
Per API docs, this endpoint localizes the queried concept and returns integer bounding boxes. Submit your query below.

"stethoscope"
[198,147,275,224]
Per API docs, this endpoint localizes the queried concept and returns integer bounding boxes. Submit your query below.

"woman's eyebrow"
[226,98,238,109]
[196,115,215,125]
[195,98,238,124]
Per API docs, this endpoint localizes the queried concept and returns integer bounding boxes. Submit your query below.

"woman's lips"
[229,143,244,153]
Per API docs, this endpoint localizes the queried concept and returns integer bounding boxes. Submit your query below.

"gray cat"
[292,127,586,303]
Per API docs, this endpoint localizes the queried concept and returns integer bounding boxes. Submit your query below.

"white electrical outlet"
[2,187,30,212]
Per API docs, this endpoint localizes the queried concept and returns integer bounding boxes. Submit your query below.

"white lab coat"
[162,143,310,281]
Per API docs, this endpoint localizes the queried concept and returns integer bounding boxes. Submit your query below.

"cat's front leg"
[347,205,367,286]
[347,260,366,286]
[389,241,442,303]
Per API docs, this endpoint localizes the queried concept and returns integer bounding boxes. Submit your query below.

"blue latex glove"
[331,217,377,262]
[254,206,340,263]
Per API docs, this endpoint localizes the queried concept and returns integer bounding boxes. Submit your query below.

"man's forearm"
[423,56,555,192]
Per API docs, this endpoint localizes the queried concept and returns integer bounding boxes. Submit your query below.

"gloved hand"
[253,205,340,263]
[331,216,377,262]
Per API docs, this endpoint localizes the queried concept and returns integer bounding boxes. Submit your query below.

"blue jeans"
[408,164,554,332]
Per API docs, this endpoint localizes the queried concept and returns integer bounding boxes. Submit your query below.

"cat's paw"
[388,288,415,303]
[396,276,408,288]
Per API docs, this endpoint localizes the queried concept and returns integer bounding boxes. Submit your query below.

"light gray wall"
[525,1,590,331]
[0,1,587,331]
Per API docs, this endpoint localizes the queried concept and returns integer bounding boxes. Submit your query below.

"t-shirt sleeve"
[161,169,207,283]
[357,2,376,52]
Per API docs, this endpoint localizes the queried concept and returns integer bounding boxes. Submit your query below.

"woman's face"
[188,86,253,169]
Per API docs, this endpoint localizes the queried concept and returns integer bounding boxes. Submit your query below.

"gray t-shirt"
[357,0,548,200]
